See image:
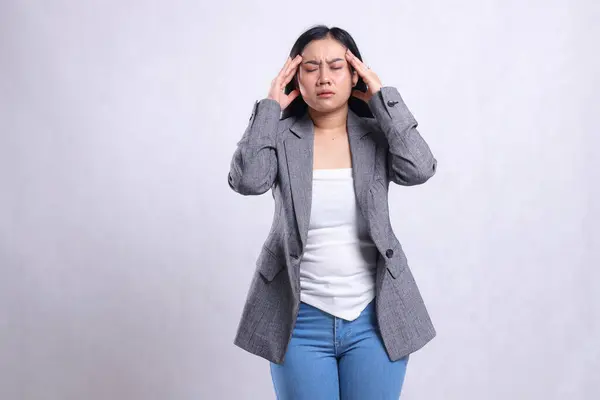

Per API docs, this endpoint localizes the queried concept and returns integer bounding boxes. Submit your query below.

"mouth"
[317,91,335,98]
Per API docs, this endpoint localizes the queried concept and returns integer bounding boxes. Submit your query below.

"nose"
[317,65,332,85]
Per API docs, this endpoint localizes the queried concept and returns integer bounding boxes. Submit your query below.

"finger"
[283,54,302,78]
[281,89,300,109]
[279,61,301,90]
[345,49,360,65]
[345,50,369,76]
[350,58,369,78]
[287,88,300,102]
[345,51,361,73]
[274,57,295,87]
[282,58,302,85]
[282,66,298,87]
[280,56,293,75]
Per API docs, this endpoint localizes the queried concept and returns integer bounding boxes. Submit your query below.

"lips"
[317,91,335,97]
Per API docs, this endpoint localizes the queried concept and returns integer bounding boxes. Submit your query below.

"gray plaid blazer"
[228,86,437,365]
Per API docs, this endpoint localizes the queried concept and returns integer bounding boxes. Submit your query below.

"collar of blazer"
[287,107,371,140]
[283,107,377,251]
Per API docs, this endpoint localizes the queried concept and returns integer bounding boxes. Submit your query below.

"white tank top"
[299,167,378,321]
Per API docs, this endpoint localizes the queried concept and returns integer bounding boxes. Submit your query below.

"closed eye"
[306,67,343,72]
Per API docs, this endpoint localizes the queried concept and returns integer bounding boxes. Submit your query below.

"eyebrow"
[302,58,345,65]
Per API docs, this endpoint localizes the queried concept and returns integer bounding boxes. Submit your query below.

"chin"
[307,99,348,113]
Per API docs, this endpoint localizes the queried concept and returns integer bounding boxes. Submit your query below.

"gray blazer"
[228,86,437,365]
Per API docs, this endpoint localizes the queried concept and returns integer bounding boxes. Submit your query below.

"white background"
[1,0,598,399]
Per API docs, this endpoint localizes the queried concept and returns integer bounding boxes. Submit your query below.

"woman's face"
[296,36,359,113]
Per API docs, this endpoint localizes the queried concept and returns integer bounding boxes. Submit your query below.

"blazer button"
[387,100,399,107]
[385,249,394,258]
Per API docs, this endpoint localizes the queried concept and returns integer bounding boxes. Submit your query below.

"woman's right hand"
[267,55,303,109]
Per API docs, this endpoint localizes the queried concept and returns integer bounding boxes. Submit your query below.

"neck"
[308,105,349,135]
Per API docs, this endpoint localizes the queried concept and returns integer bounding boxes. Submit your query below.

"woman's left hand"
[345,49,383,102]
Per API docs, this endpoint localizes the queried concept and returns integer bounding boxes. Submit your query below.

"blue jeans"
[270,298,409,399]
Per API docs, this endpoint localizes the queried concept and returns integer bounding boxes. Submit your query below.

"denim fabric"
[270,298,409,399]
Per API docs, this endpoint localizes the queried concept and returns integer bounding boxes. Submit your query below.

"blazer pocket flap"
[386,259,408,279]
[256,246,284,282]
[386,263,401,279]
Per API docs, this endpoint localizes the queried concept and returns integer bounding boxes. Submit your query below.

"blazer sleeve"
[227,98,282,195]
[367,86,437,186]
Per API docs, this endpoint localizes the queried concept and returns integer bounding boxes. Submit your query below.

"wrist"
[370,84,382,95]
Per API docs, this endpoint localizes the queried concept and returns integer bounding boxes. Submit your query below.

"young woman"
[228,25,437,399]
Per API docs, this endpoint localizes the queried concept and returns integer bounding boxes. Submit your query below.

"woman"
[228,25,437,399]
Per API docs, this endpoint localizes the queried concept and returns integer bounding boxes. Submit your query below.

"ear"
[351,70,359,87]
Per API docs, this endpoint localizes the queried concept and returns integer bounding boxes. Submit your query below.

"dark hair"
[282,25,373,120]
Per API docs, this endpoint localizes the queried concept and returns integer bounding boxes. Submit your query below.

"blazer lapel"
[284,108,376,252]
[347,108,376,213]
[284,112,314,251]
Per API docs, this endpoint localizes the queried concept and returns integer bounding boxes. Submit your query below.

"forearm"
[368,86,437,185]
[228,99,282,195]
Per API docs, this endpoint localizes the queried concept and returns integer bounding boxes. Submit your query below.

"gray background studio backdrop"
[1,1,598,399]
